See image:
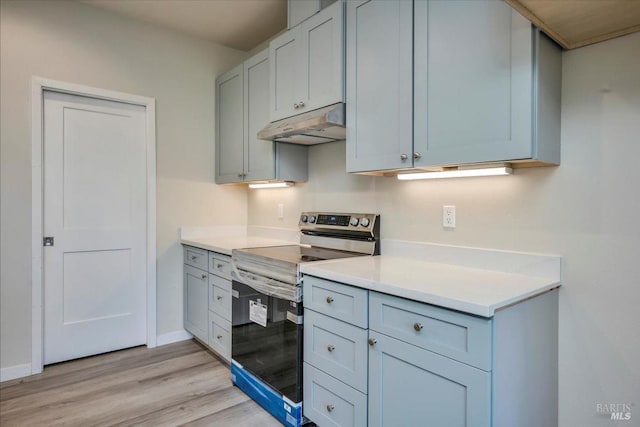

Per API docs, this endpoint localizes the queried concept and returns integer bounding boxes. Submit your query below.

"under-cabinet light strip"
[248,182,295,189]
[397,167,513,181]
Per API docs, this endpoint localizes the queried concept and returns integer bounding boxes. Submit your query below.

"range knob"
[308,215,316,224]
[350,217,359,226]
[300,214,308,223]
[360,218,370,227]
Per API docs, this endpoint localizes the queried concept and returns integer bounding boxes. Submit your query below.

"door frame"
[31,77,157,375]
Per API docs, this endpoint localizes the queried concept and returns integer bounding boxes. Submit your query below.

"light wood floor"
[0,340,282,426]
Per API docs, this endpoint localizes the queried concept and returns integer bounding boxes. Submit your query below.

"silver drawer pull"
[217,295,223,300]
[326,404,335,412]
[201,274,207,279]
[368,338,377,346]
[299,101,305,107]
[326,296,334,304]
[327,344,335,352]
[191,255,197,261]
[216,335,222,340]
[414,322,424,331]
[217,263,224,268]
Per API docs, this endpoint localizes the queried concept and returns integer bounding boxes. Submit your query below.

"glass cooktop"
[236,245,364,266]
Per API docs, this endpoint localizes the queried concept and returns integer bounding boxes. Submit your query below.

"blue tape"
[231,360,303,427]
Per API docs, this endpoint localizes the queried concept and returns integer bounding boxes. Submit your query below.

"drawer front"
[369,292,492,371]
[210,275,231,321]
[209,253,232,280]
[208,311,231,362]
[184,246,208,270]
[304,363,367,427]
[303,276,368,328]
[304,310,368,393]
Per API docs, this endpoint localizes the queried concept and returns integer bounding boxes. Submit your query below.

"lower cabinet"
[302,275,559,427]
[183,245,232,362]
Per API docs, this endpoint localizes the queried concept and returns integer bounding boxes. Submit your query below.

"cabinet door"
[414,0,533,166]
[184,265,209,342]
[299,0,344,114]
[368,333,490,427]
[270,29,301,122]
[215,64,244,183]
[346,0,413,173]
[244,50,275,181]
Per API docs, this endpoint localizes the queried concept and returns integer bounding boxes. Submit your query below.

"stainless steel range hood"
[257,102,345,145]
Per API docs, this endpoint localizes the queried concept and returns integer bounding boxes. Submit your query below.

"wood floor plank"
[0,340,282,427]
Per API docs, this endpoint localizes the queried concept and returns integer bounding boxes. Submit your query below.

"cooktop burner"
[237,244,363,266]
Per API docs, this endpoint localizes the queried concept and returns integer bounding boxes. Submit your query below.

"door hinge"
[43,237,54,246]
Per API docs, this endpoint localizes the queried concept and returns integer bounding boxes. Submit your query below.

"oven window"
[231,280,303,403]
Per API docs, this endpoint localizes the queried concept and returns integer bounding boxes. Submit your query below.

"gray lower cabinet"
[346,0,561,174]
[215,49,308,184]
[302,275,559,427]
[183,245,232,362]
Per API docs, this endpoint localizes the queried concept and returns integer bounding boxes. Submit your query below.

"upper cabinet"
[346,0,562,174]
[270,0,344,122]
[288,0,339,29]
[215,49,308,184]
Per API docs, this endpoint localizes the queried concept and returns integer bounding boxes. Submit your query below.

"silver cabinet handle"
[191,255,197,261]
[217,295,223,300]
[400,153,408,162]
[326,404,335,412]
[294,103,299,109]
[201,274,207,279]
[217,335,222,340]
[327,344,335,352]
[217,263,224,269]
[326,296,334,304]
[368,338,377,346]
[237,173,243,178]
[299,101,305,107]
[413,152,422,160]
[414,322,424,331]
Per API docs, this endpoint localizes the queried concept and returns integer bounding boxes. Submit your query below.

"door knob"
[414,322,424,331]
[368,338,377,346]
[327,344,335,352]
[400,153,408,162]
[326,296,334,304]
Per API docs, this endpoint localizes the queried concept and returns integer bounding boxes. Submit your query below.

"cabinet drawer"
[184,246,208,271]
[369,292,492,371]
[208,311,231,363]
[209,253,232,280]
[304,310,368,393]
[304,363,367,427]
[209,275,231,322]
[303,276,368,328]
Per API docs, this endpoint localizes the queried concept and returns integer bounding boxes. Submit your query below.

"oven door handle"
[232,267,301,302]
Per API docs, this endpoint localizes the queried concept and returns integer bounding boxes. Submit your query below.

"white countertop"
[300,255,561,317]
[181,236,295,256]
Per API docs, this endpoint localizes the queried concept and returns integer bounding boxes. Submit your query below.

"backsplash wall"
[248,33,640,427]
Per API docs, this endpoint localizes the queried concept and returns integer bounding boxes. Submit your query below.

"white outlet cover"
[443,205,456,228]
[277,203,284,219]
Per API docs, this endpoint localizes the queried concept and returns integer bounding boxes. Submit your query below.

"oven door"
[231,279,303,403]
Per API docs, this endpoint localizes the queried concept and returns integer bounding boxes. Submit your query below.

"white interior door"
[43,90,147,365]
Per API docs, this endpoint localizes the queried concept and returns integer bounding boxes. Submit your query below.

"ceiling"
[80,0,639,52]
[506,0,640,49]
[80,0,287,51]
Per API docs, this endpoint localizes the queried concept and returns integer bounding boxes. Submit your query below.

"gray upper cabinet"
[270,0,344,122]
[346,0,413,172]
[346,0,561,174]
[215,64,244,182]
[288,0,321,29]
[215,49,308,184]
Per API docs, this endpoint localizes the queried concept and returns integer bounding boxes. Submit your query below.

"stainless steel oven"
[230,212,379,427]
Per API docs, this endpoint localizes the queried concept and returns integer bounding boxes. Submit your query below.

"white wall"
[0,0,249,369]
[248,33,640,426]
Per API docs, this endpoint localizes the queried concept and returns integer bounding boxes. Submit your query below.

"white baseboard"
[1,363,32,383]
[156,329,193,347]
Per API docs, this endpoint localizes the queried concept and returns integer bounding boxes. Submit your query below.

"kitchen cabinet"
[215,49,308,184]
[302,274,559,427]
[183,246,232,362]
[270,0,344,122]
[346,0,561,174]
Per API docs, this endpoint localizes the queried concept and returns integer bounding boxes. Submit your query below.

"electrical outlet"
[277,203,284,219]
[443,205,456,228]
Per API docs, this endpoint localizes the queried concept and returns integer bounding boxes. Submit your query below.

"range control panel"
[298,212,378,232]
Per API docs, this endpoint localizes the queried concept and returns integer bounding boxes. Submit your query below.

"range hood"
[257,102,345,145]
